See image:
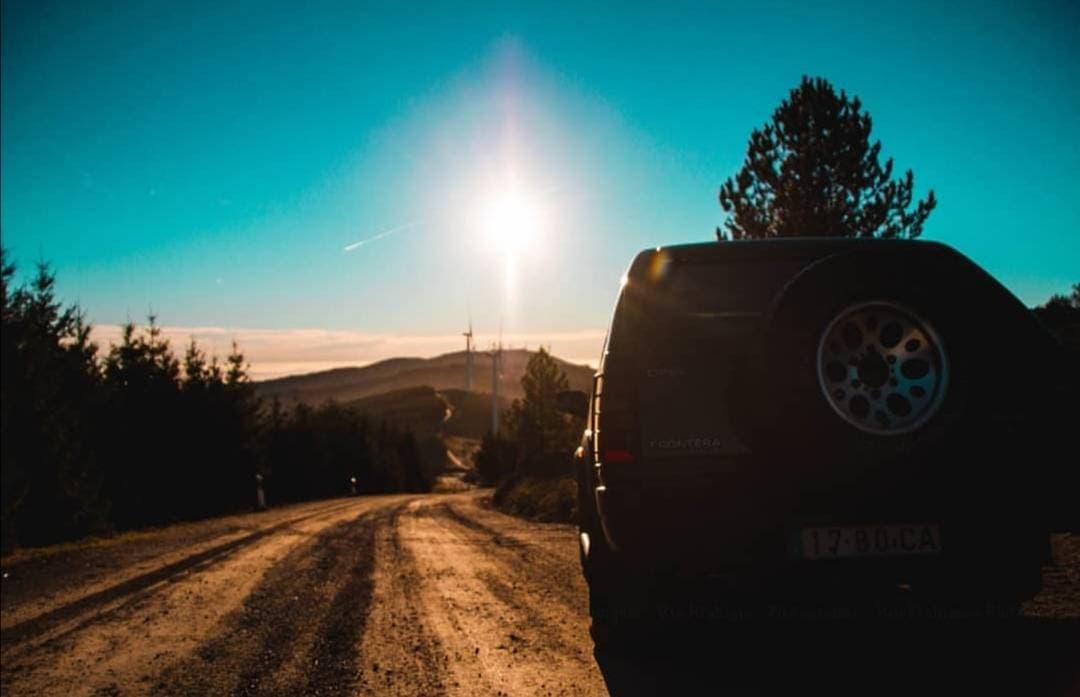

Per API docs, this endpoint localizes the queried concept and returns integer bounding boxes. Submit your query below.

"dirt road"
[2,492,1078,696]
[1,493,603,697]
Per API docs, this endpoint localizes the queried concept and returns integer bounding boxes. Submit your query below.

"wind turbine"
[462,320,474,391]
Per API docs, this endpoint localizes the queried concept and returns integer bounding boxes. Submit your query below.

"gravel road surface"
[2,492,1078,696]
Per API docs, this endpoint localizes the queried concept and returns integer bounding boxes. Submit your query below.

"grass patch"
[491,474,577,523]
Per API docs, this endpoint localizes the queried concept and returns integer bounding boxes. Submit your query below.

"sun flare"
[479,187,544,260]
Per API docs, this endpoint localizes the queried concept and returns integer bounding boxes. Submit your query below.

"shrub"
[492,474,576,523]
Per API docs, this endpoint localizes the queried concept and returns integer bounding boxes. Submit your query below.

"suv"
[568,239,1074,641]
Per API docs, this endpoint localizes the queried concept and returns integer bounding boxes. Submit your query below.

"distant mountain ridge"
[254,349,594,407]
[323,385,509,441]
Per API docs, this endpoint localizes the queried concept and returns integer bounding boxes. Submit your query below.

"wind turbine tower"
[462,322,474,391]
[488,341,502,435]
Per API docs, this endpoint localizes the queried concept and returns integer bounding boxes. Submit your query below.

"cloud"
[90,324,604,380]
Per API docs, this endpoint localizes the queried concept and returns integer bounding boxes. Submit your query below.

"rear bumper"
[595,463,1048,594]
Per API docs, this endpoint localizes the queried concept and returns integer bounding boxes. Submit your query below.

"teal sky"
[2,1,1078,372]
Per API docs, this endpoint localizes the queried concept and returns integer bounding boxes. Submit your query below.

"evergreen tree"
[182,338,221,391]
[1,248,436,548]
[718,76,936,240]
[1034,282,1080,357]
[1,253,106,547]
[504,348,577,462]
[225,340,250,386]
[397,431,427,493]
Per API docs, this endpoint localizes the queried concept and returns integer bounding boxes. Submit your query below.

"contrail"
[343,222,420,252]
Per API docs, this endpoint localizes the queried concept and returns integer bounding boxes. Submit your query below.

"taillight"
[597,400,637,465]
[601,448,635,464]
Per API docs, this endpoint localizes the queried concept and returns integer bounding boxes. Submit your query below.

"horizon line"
[89,324,605,381]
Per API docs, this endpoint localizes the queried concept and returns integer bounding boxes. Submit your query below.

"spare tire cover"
[736,245,1052,486]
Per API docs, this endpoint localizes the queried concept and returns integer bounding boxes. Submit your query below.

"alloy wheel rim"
[816,301,948,435]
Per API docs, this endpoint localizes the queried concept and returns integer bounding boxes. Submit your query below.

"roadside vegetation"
[492,475,577,523]
[1,251,440,552]
[473,348,584,523]
[1033,283,1080,358]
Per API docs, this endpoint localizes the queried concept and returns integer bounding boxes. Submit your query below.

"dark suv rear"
[573,239,1074,641]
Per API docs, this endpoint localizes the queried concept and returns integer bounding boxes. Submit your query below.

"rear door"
[607,256,811,466]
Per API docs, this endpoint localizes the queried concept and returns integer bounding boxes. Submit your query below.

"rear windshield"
[655,259,810,314]
[607,258,809,360]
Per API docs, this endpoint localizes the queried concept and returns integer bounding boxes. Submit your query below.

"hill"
[336,386,513,442]
[344,386,448,435]
[254,349,594,407]
[438,389,507,438]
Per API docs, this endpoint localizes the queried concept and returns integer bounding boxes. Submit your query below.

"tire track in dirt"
[154,507,381,697]
[1,499,377,697]
[1,499,360,648]
[354,503,451,696]
[430,500,588,614]
[438,494,582,569]
[399,496,604,696]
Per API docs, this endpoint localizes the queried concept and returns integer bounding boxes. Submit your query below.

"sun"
[479,187,543,260]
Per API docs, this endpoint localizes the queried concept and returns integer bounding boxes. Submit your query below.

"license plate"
[800,524,942,560]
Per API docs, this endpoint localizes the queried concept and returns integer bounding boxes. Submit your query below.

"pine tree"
[504,348,576,460]
[718,76,936,240]
[1,254,106,547]
[182,339,210,390]
[1034,282,1080,356]
[225,340,250,386]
